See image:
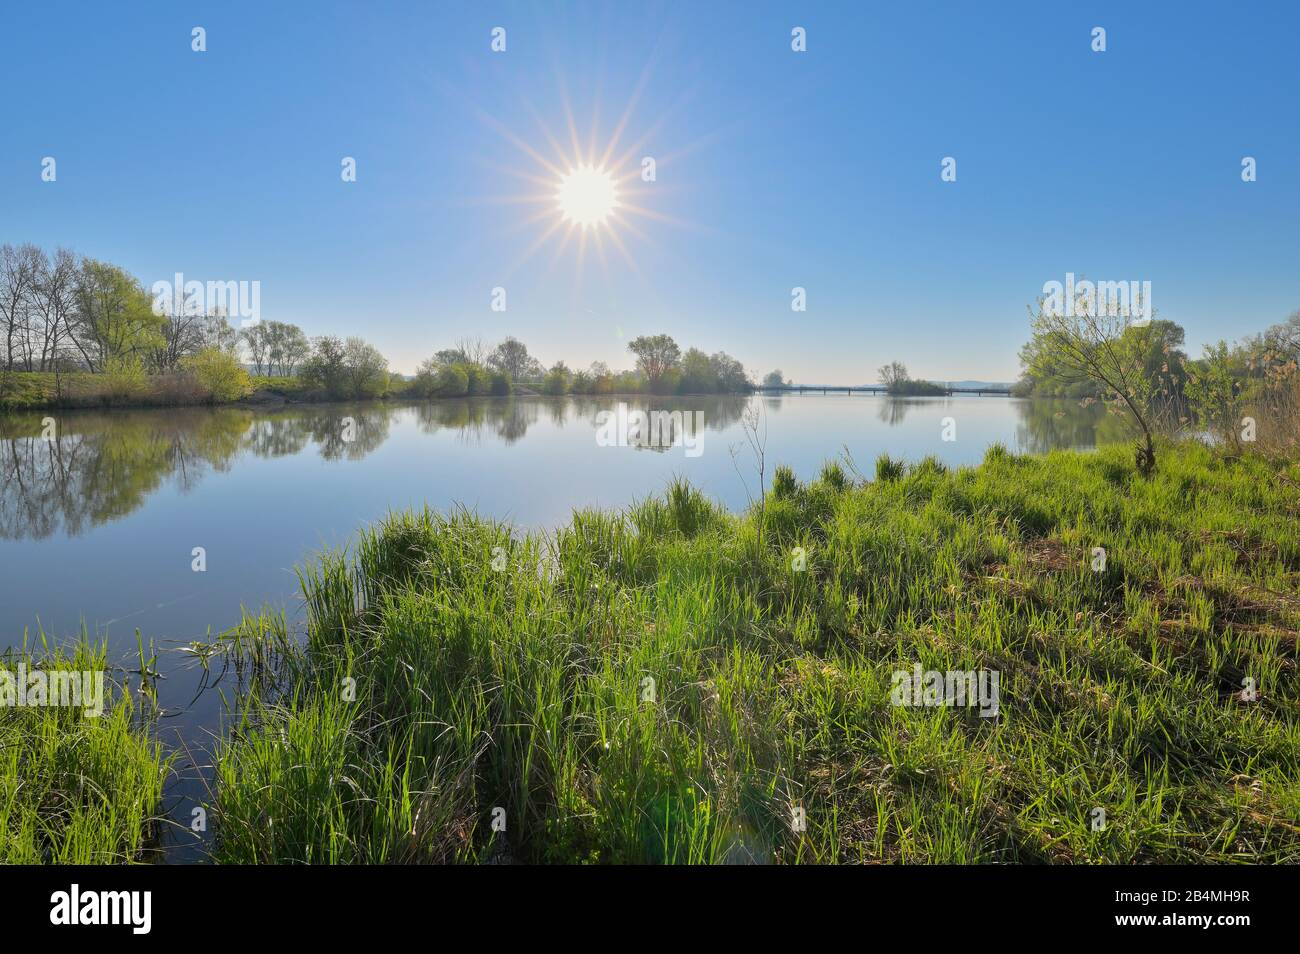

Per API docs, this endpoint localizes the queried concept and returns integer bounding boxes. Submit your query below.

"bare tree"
[455,336,487,366]
[29,248,79,372]
[242,323,271,376]
[270,322,310,375]
[1,244,40,372]
[877,360,908,389]
[153,309,207,371]
[201,312,240,355]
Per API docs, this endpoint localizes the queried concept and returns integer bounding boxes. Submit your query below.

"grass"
[212,440,1300,864]
[0,369,332,410]
[0,637,173,863]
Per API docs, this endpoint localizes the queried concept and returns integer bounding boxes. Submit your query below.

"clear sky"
[2,1,1297,381]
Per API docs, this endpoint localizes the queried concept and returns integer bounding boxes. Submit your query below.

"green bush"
[435,365,469,397]
[102,355,149,403]
[542,363,571,395]
[464,363,491,396]
[184,347,253,403]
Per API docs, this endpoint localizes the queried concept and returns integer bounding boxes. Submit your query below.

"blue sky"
[2,1,1297,380]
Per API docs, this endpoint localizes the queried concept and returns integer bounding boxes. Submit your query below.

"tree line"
[408,333,754,398]
[3,245,768,406]
[0,244,392,404]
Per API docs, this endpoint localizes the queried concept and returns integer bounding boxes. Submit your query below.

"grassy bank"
[0,369,328,411]
[213,441,1300,863]
[0,640,172,863]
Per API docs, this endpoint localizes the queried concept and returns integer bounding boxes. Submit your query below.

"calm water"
[0,393,1105,858]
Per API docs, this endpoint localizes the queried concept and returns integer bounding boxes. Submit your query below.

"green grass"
[0,370,60,409]
[0,369,324,410]
[213,441,1300,864]
[0,638,173,863]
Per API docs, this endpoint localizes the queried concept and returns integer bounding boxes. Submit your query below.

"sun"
[555,164,619,228]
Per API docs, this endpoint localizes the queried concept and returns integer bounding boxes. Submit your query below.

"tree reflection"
[0,403,400,539]
[877,398,916,426]
[0,408,251,539]
[1013,398,1115,454]
[574,394,749,453]
[0,394,839,540]
[304,406,392,461]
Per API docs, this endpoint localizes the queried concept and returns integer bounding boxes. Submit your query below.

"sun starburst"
[556,164,619,228]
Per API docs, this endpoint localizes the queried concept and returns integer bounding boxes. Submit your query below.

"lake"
[0,392,1107,858]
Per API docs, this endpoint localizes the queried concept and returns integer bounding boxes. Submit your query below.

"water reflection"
[0,408,251,540]
[1,395,1106,540]
[1012,398,1116,454]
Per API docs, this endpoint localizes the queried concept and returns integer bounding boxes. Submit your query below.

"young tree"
[303,335,348,396]
[1028,291,1176,475]
[627,334,681,391]
[342,336,389,398]
[1185,341,1243,448]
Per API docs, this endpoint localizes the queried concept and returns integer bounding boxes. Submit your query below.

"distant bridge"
[755,385,1014,397]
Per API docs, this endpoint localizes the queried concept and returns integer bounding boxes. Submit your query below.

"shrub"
[463,363,491,396]
[489,371,512,396]
[102,355,149,403]
[435,364,469,397]
[184,347,253,403]
[542,363,571,396]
